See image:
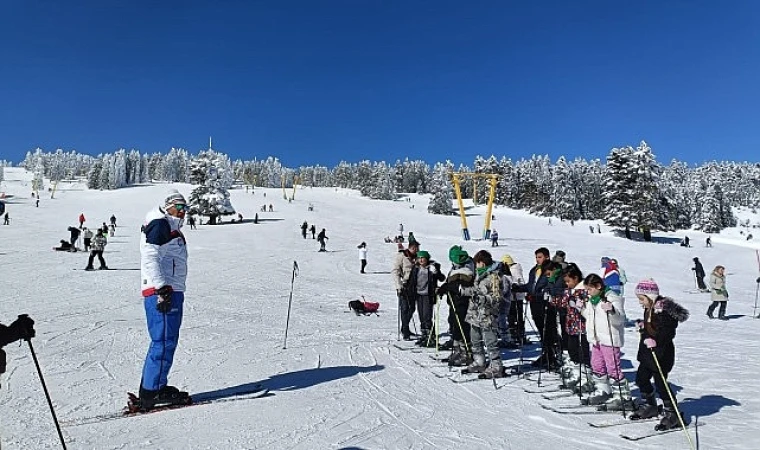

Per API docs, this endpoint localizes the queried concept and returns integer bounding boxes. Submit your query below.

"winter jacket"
[358,247,367,260]
[637,296,689,374]
[140,206,188,296]
[710,271,728,302]
[442,260,475,307]
[83,229,94,240]
[514,261,553,302]
[508,262,526,302]
[692,261,706,279]
[582,289,625,347]
[408,262,445,300]
[602,258,622,295]
[462,263,504,328]
[551,282,587,336]
[90,235,107,252]
[392,250,417,293]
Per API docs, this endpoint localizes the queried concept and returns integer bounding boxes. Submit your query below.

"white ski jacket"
[140,206,188,296]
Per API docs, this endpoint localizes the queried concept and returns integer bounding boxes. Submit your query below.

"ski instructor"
[138,189,189,410]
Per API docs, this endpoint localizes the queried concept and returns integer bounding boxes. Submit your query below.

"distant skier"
[309,224,316,239]
[301,221,308,239]
[188,215,196,230]
[398,223,404,240]
[317,228,328,252]
[3,212,8,225]
[358,242,368,273]
[109,223,116,237]
[490,229,499,247]
[707,265,729,320]
[705,236,712,248]
[68,226,81,249]
[589,225,594,234]
[692,257,707,291]
[137,189,190,411]
[110,215,117,227]
[85,229,109,271]
[83,227,94,251]
[79,213,85,228]
[681,236,690,247]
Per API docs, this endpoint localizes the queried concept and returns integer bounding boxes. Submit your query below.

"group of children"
[393,243,691,432]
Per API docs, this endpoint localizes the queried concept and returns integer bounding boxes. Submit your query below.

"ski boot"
[655,406,684,431]
[561,365,580,390]
[462,353,486,374]
[480,358,506,379]
[137,385,190,411]
[572,366,596,394]
[630,391,660,420]
[600,378,635,411]
[582,374,611,406]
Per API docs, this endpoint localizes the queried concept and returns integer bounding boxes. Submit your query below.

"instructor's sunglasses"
[172,204,187,212]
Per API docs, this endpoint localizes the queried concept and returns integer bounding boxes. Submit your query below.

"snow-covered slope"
[1,167,758,449]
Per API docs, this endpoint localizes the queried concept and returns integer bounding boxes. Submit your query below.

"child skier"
[459,250,505,378]
[630,279,690,431]
[582,273,632,411]
[551,264,593,392]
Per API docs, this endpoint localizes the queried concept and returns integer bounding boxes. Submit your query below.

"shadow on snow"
[191,365,385,402]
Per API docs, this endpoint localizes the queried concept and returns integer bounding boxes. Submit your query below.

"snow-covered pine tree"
[87,157,103,189]
[695,183,723,233]
[368,161,396,200]
[602,146,637,235]
[48,149,66,183]
[187,185,236,225]
[428,161,455,215]
[552,156,580,220]
[187,149,236,224]
[32,154,45,193]
[630,141,662,240]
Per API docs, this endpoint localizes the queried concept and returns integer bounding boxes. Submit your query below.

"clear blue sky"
[2,1,759,167]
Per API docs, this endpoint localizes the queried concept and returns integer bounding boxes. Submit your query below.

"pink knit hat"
[635,278,660,300]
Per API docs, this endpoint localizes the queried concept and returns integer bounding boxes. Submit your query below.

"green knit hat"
[417,250,430,259]
[448,245,469,264]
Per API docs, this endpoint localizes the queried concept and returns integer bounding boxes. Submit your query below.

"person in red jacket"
[78,213,86,229]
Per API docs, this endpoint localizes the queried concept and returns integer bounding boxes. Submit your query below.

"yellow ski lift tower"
[450,172,499,241]
[281,175,301,200]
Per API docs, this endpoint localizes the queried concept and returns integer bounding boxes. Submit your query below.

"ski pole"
[397,296,401,341]
[537,303,549,387]
[555,306,567,388]
[26,339,67,450]
[282,261,299,349]
[446,293,470,354]
[605,307,626,419]
[650,349,695,450]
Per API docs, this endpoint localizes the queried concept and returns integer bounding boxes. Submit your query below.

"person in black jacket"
[630,279,690,431]
[513,247,562,368]
[408,250,445,347]
[1,315,36,384]
[691,257,707,291]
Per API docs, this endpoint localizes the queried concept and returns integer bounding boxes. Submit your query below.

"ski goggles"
[172,203,188,212]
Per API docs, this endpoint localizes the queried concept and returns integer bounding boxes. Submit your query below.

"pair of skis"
[62,384,271,427]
